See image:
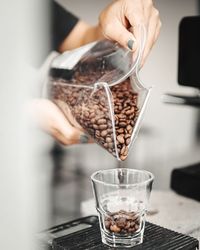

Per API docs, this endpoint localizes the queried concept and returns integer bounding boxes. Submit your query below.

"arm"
[59,0,161,66]
[59,21,102,52]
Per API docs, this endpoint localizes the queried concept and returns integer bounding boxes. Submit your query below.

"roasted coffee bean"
[130,221,135,227]
[105,219,111,230]
[119,122,127,128]
[124,221,131,229]
[106,137,112,143]
[95,130,100,137]
[126,107,135,115]
[120,155,127,161]
[120,145,126,155]
[90,112,95,119]
[91,118,96,124]
[117,134,125,144]
[135,224,139,231]
[93,124,98,130]
[128,228,136,233]
[117,128,124,134]
[123,146,128,156]
[110,224,121,233]
[125,134,131,139]
[116,218,126,228]
[118,114,126,119]
[99,124,107,130]
[101,130,108,137]
[126,138,131,146]
[97,118,107,125]
[126,125,132,131]
[108,142,113,149]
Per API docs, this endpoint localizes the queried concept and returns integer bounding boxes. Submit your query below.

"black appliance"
[163,16,200,107]
[38,216,199,250]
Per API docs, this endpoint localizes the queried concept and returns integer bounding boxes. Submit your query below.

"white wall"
[0,0,51,249]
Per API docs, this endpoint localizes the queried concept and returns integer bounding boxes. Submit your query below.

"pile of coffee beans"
[104,210,140,234]
[50,64,138,161]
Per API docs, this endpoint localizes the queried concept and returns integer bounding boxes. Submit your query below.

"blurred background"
[0,0,200,249]
[50,0,200,224]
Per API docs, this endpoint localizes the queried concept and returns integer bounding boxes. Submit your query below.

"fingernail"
[127,39,135,50]
[80,134,90,144]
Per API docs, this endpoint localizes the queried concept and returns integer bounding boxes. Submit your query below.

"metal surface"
[52,216,199,250]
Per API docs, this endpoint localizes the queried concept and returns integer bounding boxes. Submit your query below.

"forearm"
[59,20,103,53]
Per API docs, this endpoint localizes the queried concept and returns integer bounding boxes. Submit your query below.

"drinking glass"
[91,168,154,248]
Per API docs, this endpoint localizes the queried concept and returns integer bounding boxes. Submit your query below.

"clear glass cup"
[91,168,154,248]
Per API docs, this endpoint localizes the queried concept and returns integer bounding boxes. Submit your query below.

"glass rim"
[91,168,154,187]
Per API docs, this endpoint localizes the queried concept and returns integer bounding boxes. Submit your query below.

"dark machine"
[162,16,200,201]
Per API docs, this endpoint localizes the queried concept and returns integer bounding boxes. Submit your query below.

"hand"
[99,0,161,66]
[29,99,90,145]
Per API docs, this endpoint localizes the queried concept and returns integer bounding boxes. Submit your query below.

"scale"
[38,216,199,250]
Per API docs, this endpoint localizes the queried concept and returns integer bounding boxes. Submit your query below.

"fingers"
[48,102,91,145]
[102,18,137,51]
[53,111,83,145]
[140,9,161,67]
[30,99,91,146]
[55,99,83,130]
[99,0,161,67]
[124,0,146,47]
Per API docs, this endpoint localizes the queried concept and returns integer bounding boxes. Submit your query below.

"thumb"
[103,19,137,51]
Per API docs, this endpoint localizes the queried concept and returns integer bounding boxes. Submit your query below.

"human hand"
[99,0,161,66]
[29,99,90,145]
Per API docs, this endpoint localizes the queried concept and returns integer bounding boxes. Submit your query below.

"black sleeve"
[52,1,79,51]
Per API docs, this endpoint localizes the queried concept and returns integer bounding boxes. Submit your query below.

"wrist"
[82,25,104,45]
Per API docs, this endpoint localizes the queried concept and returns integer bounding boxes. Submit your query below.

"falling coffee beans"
[104,210,140,234]
[50,65,138,160]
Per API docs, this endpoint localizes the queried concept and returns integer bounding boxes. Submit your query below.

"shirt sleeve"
[52,1,79,51]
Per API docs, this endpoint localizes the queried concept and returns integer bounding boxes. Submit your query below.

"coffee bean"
[99,124,107,130]
[110,224,121,233]
[118,114,126,119]
[126,138,131,146]
[106,137,112,143]
[91,118,96,124]
[90,112,95,119]
[117,134,125,144]
[126,107,135,115]
[128,228,135,233]
[126,125,132,131]
[125,134,131,139]
[120,155,127,161]
[116,217,126,228]
[97,119,107,125]
[93,124,98,130]
[108,142,113,149]
[120,145,126,155]
[130,221,135,227]
[101,130,108,137]
[119,122,127,128]
[95,130,100,137]
[105,221,111,230]
[135,224,139,231]
[117,128,124,134]
[124,221,131,230]
[123,146,128,156]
